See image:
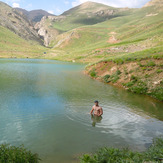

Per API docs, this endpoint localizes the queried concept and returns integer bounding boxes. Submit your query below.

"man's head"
[94,100,99,106]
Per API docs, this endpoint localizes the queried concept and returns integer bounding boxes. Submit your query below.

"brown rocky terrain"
[86,59,163,101]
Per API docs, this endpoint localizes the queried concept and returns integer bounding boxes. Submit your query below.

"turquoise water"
[0,59,163,163]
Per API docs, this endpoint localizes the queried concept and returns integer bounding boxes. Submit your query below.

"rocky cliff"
[0,2,43,44]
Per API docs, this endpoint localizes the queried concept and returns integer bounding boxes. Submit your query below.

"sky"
[2,0,150,15]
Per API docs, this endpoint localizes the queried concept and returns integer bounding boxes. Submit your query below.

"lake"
[0,59,163,163]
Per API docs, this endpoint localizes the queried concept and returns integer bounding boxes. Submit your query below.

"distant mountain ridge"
[16,8,54,22]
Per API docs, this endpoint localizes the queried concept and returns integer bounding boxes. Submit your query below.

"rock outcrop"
[0,2,43,44]
[34,16,62,47]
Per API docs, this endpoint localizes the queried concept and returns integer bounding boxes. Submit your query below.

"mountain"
[0,1,42,43]
[45,0,162,101]
[0,25,45,58]
[48,0,162,60]
[143,0,163,7]
[35,1,131,46]
[16,8,54,22]
[0,1,45,57]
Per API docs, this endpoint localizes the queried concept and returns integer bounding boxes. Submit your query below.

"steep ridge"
[16,8,54,22]
[0,1,42,44]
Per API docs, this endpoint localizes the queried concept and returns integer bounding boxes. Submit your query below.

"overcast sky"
[2,0,150,15]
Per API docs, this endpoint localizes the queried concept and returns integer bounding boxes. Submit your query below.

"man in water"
[90,101,103,117]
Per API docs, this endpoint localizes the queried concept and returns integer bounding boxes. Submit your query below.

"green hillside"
[36,1,132,47]
[0,26,46,58]
[52,2,131,32]
[48,4,163,63]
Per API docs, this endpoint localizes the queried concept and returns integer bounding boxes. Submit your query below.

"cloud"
[12,2,20,8]
[64,0,70,5]
[72,0,150,8]
[48,10,54,14]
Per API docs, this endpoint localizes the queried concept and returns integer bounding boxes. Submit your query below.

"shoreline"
[85,59,163,102]
[1,57,162,102]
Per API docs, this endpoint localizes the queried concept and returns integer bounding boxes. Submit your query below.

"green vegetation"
[103,71,122,83]
[80,137,163,163]
[129,81,148,94]
[49,3,163,63]
[103,75,110,83]
[109,70,121,83]
[0,26,46,58]
[150,86,163,101]
[89,68,97,78]
[139,60,156,67]
[157,69,163,73]
[52,2,123,32]
[0,144,40,163]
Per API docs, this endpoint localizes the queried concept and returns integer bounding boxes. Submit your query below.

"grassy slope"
[49,6,163,63]
[0,26,46,58]
[52,2,120,32]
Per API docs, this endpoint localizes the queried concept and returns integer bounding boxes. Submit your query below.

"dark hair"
[94,100,99,103]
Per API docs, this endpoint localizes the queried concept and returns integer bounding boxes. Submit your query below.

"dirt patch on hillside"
[108,35,119,44]
[107,32,119,44]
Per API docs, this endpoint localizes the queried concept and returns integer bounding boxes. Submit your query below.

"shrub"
[130,75,138,82]
[138,61,156,68]
[90,69,97,78]
[149,87,163,101]
[123,67,128,75]
[110,75,120,83]
[116,70,121,75]
[156,69,163,73]
[114,59,124,65]
[123,81,135,87]
[109,70,121,83]
[80,138,163,163]
[103,75,110,83]
[145,74,150,78]
[146,61,156,67]
[129,81,148,94]
[0,144,40,163]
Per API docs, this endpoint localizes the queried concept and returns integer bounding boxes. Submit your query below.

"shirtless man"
[90,101,103,117]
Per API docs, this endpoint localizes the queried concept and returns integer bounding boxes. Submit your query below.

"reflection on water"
[0,59,163,163]
[91,115,102,127]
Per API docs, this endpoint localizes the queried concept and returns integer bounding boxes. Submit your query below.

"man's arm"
[99,108,103,116]
[90,106,94,115]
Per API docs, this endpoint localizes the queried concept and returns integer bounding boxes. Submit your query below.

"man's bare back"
[90,101,103,117]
